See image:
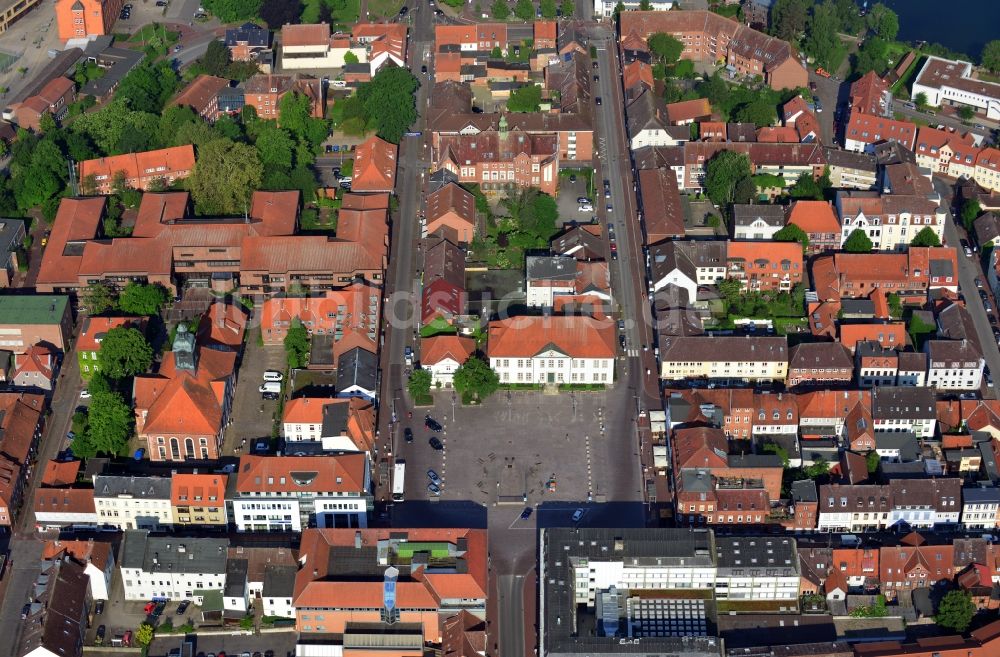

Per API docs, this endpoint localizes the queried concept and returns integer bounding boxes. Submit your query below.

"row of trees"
[408,355,500,404]
[491,0,574,21]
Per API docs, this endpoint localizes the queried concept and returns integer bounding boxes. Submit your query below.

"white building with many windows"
[487,316,616,385]
[961,486,1000,529]
[93,475,173,530]
[925,339,985,390]
[714,537,799,604]
[231,454,371,532]
[119,530,228,602]
[911,56,1000,121]
[595,0,671,18]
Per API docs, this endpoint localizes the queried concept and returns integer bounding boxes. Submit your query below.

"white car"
[262,370,283,382]
[259,382,281,394]
[79,389,91,399]
[578,204,593,213]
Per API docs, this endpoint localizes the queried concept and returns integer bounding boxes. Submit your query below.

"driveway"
[222,331,286,455]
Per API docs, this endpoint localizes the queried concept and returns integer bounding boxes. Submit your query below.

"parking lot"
[556,174,597,225]
[87,574,202,648]
[221,334,286,455]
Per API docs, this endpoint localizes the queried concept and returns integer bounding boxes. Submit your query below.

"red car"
[143,602,155,615]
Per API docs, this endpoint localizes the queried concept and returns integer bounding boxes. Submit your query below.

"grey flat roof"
[94,475,172,500]
[715,536,797,574]
[121,530,229,575]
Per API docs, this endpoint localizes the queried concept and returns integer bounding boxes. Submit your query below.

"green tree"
[202,0,261,22]
[853,36,890,76]
[960,199,982,230]
[255,126,296,169]
[343,50,359,65]
[407,368,432,400]
[983,40,1000,73]
[843,228,874,253]
[910,226,942,247]
[887,292,902,318]
[118,282,168,316]
[491,0,510,19]
[914,91,928,111]
[86,391,133,455]
[804,457,830,480]
[540,0,556,18]
[190,138,263,215]
[773,223,809,248]
[866,3,899,41]
[115,59,178,114]
[352,67,420,144]
[704,150,753,207]
[97,327,153,379]
[770,0,809,42]
[639,0,651,8]
[560,0,574,17]
[453,356,500,403]
[647,33,684,63]
[135,623,155,648]
[866,450,881,473]
[283,319,310,368]
[789,172,824,200]
[613,1,624,18]
[81,282,118,315]
[804,0,843,71]
[763,442,790,468]
[732,97,777,126]
[514,0,533,20]
[935,590,975,633]
[278,92,329,148]
[506,84,542,112]
[958,105,975,121]
[200,39,232,77]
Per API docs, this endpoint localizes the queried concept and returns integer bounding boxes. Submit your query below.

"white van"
[259,382,281,394]
[262,370,283,382]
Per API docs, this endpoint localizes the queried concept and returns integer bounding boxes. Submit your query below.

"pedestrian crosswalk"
[625,349,640,357]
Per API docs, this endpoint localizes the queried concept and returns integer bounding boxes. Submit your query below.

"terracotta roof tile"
[235,454,367,494]
[487,315,615,359]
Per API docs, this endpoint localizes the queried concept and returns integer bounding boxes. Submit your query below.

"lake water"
[877,0,1000,61]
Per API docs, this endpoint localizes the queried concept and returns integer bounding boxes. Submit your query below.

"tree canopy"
[408,368,432,400]
[704,150,754,208]
[770,0,809,42]
[202,0,261,22]
[81,282,118,315]
[491,0,510,19]
[514,0,534,20]
[335,66,420,144]
[82,391,133,456]
[647,33,684,63]
[118,282,168,316]
[910,226,942,247]
[506,84,542,112]
[935,590,975,633]
[960,198,982,230]
[453,356,500,403]
[97,327,154,379]
[843,228,874,253]
[804,1,846,71]
[773,223,809,248]
[190,138,263,215]
[983,40,1000,73]
[867,3,899,41]
[284,319,310,368]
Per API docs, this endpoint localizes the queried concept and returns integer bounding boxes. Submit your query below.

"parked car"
[520,507,532,519]
[122,631,132,647]
[427,469,441,485]
[259,381,281,394]
[176,600,190,615]
[79,389,91,399]
[404,428,413,443]
[427,482,440,494]
[420,65,428,75]
[425,416,443,431]
[21,604,30,619]
[571,508,585,522]
[133,448,145,461]
[262,370,283,382]
[595,97,602,106]
[578,204,593,212]
[429,436,443,450]
[155,0,167,5]
[399,5,408,15]
[576,196,590,204]
[66,431,75,441]
[95,625,106,645]
[977,278,985,288]
[94,601,104,616]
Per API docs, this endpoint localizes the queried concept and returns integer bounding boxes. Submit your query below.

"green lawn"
[128,23,178,44]
[301,0,360,26]
[420,318,458,338]
[367,0,404,17]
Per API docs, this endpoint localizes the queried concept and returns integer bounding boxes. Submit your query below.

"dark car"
[520,507,532,519]
[593,74,599,81]
[429,436,444,450]
[398,5,408,15]
[420,65,427,74]
[21,604,30,619]
[94,601,105,616]
[595,97,602,106]
[94,625,106,645]
[176,600,190,615]
[425,416,443,432]
[619,335,626,349]
[404,427,413,443]
[427,469,441,485]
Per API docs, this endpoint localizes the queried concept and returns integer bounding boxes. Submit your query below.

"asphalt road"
[592,32,660,409]
[894,104,996,142]
[934,177,1000,386]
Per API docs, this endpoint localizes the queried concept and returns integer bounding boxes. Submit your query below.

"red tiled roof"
[281,22,331,47]
[665,98,711,124]
[487,315,615,359]
[849,71,890,116]
[78,146,196,186]
[788,200,839,234]
[42,539,112,571]
[35,197,106,287]
[41,459,81,487]
[421,335,475,366]
[33,488,95,516]
[845,111,916,150]
[171,75,229,114]
[236,454,367,493]
[839,322,907,351]
[170,473,226,507]
[351,135,398,192]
